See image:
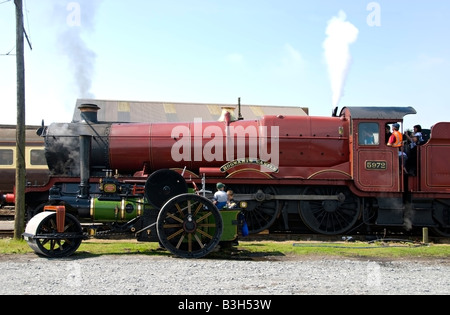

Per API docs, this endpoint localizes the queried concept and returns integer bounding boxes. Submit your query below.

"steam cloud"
[54,1,103,98]
[323,10,359,109]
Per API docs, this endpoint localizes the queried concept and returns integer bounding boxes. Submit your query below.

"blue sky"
[1,0,449,130]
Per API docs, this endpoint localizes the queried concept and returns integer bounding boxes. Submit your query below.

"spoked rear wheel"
[156,194,223,258]
[24,212,83,258]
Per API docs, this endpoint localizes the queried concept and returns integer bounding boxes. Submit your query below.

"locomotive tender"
[22,103,450,258]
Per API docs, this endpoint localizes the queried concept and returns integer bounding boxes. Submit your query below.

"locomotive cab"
[341,106,416,195]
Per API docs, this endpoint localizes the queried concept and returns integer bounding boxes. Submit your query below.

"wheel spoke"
[175,233,186,249]
[188,233,192,252]
[163,224,183,229]
[166,228,185,241]
[196,212,212,223]
[175,203,185,218]
[194,234,204,249]
[197,223,217,228]
[166,212,184,223]
[193,203,203,216]
[196,228,213,239]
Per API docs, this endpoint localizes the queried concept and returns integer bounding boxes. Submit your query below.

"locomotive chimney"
[237,97,244,120]
[78,103,100,123]
[78,134,92,199]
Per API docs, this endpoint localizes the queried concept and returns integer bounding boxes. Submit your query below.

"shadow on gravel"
[207,248,286,261]
[68,248,173,260]
[50,246,286,262]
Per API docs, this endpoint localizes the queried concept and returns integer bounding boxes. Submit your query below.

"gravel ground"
[0,252,448,296]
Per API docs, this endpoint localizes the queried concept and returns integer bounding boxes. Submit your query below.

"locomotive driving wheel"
[234,185,280,234]
[299,186,361,235]
[24,211,84,258]
[156,194,223,259]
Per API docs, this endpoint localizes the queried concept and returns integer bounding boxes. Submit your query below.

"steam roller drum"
[145,169,188,208]
[23,211,83,258]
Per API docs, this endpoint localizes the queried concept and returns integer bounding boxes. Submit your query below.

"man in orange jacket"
[387,123,403,147]
[387,123,407,170]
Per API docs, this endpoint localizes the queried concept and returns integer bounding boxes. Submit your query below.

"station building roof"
[73,99,309,123]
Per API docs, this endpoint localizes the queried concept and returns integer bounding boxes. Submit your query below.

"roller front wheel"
[24,212,84,258]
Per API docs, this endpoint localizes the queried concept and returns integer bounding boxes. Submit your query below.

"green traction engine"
[23,169,243,259]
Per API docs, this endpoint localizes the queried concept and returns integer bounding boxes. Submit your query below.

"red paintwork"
[15,107,450,207]
[5,194,15,203]
[419,122,450,193]
[108,115,351,180]
[352,120,402,193]
[44,205,66,233]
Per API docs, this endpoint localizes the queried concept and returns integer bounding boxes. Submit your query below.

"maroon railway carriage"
[20,104,450,238]
[0,125,49,207]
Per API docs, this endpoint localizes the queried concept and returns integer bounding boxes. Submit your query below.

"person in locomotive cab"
[387,123,403,147]
[385,124,392,144]
[387,123,407,168]
[358,123,379,145]
[404,124,424,148]
[213,182,228,210]
[359,127,375,145]
[405,134,420,176]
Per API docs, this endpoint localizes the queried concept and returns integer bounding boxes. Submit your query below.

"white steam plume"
[323,10,359,110]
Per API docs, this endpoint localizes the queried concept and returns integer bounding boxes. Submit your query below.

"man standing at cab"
[387,123,407,168]
[387,123,403,147]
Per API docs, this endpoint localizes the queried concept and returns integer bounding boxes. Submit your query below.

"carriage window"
[0,149,14,165]
[30,149,47,166]
[358,123,380,146]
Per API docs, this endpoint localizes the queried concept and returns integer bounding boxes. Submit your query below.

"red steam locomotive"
[20,103,450,252]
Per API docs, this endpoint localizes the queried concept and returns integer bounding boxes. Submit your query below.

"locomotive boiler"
[22,103,450,258]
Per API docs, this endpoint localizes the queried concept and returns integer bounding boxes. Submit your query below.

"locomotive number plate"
[365,160,387,170]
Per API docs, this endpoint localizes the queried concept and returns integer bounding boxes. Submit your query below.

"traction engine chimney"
[78,134,92,199]
[78,103,100,124]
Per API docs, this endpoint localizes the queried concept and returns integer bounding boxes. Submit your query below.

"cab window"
[358,123,380,146]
